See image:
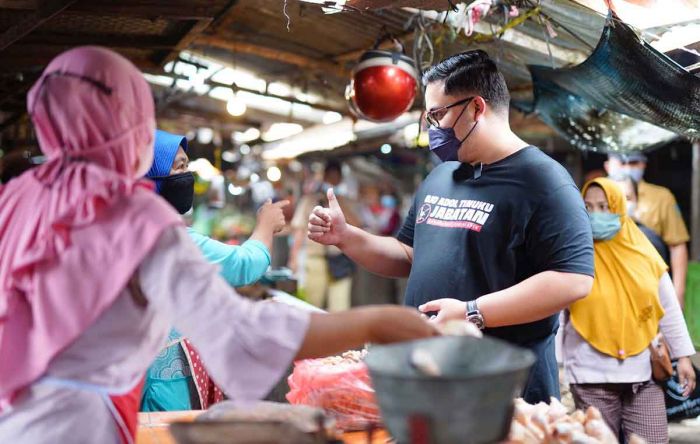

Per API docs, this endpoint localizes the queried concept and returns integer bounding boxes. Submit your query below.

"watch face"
[468,315,484,330]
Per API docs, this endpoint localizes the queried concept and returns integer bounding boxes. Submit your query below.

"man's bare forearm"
[337,225,413,278]
[477,271,592,327]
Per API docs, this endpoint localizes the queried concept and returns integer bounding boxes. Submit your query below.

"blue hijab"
[147,129,188,192]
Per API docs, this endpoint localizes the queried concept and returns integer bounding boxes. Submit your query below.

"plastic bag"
[286,352,380,431]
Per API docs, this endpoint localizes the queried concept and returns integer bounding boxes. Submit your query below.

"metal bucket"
[365,336,535,444]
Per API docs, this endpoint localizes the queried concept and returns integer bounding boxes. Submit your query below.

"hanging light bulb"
[197,127,214,145]
[228,184,245,196]
[226,86,248,117]
[221,150,239,163]
[233,128,261,143]
[266,166,282,182]
[322,111,343,124]
[227,95,247,117]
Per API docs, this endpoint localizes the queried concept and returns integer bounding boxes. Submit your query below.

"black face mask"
[159,172,195,214]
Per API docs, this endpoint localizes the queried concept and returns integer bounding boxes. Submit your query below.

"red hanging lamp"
[345,48,418,122]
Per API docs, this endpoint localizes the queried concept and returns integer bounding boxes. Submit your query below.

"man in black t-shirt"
[306,50,594,403]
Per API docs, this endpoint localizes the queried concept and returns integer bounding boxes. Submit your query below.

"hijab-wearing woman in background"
[141,129,289,412]
[562,177,695,443]
[615,176,670,266]
[0,47,436,444]
[147,129,286,285]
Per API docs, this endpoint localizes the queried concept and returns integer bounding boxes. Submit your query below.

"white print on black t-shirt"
[416,194,494,232]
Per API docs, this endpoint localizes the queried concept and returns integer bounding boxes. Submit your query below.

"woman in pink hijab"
[0,47,435,444]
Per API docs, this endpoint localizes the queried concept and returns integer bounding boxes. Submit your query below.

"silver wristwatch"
[466,300,485,330]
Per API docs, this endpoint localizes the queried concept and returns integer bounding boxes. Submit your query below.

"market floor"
[669,420,700,443]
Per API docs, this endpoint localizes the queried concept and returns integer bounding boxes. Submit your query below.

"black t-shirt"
[397,146,594,403]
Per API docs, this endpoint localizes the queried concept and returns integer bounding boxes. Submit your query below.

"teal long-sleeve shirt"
[141,228,271,412]
[186,227,271,286]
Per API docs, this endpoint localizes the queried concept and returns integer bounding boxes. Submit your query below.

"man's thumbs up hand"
[307,188,348,246]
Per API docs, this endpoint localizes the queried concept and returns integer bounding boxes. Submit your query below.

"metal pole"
[691,141,700,261]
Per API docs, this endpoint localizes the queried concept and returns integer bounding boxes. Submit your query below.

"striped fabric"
[570,381,668,444]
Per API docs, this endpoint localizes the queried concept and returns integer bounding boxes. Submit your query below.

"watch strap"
[466,299,479,315]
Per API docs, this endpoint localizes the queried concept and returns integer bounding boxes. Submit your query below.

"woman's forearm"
[658,273,695,359]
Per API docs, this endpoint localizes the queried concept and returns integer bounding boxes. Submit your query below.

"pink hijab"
[0,47,181,405]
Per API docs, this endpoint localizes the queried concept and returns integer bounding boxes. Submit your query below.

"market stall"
[1,1,699,444]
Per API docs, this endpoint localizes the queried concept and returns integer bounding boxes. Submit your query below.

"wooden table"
[137,411,201,444]
[137,410,391,444]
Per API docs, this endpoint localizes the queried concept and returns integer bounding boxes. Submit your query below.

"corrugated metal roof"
[0,0,232,115]
[0,0,696,152]
[221,0,414,59]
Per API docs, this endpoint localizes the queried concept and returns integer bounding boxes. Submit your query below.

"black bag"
[326,253,355,280]
[663,360,700,421]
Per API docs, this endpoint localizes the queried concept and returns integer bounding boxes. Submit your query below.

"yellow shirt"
[636,180,689,246]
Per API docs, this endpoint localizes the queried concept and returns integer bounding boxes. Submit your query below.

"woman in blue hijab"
[141,129,288,411]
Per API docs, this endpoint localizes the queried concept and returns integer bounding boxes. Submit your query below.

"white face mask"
[626,201,638,218]
[623,167,644,183]
[608,165,644,183]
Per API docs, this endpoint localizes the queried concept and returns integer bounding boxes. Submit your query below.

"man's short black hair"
[422,50,510,113]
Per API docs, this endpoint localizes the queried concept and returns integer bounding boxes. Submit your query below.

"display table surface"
[136,410,391,444]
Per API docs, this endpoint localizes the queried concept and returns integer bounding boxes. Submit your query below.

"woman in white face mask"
[604,153,646,183]
[559,177,696,443]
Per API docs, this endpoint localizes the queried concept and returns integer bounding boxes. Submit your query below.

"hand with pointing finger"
[250,199,290,251]
[258,198,290,234]
[307,188,348,246]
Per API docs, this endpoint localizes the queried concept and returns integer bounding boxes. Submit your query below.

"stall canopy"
[529,12,700,140]
[515,71,677,154]
[0,0,698,158]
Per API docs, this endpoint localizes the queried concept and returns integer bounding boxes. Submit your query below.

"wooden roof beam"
[66,0,226,20]
[205,78,347,114]
[149,73,347,116]
[343,0,452,10]
[194,36,349,78]
[16,33,181,49]
[0,0,78,51]
[0,52,159,72]
[0,1,227,20]
[413,7,588,66]
[208,0,243,34]
[158,104,258,128]
[333,30,415,63]
[160,19,213,66]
